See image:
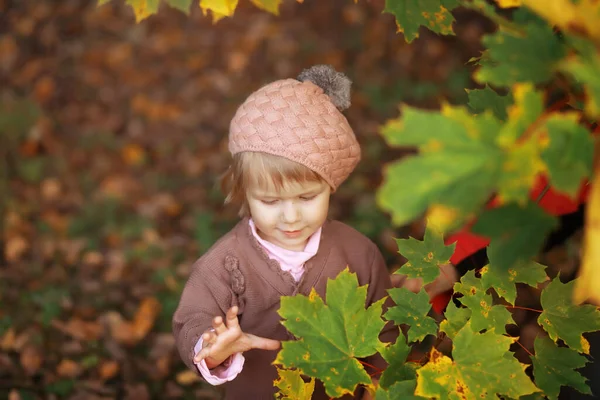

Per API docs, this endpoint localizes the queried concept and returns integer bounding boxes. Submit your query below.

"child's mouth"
[282,230,302,238]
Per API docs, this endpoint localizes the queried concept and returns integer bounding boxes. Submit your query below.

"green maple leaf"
[515,393,548,400]
[377,105,503,230]
[531,336,591,399]
[376,380,423,399]
[276,268,386,398]
[165,0,192,13]
[379,338,417,389]
[454,271,514,334]
[466,85,513,120]
[494,84,547,204]
[475,21,567,86]
[497,137,546,204]
[472,202,557,270]
[385,288,438,343]
[497,84,544,144]
[383,0,460,43]
[250,0,282,14]
[480,258,548,305]
[125,0,160,22]
[416,325,540,399]
[440,301,471,340]
[541,115,595,197]
[560,36,600,118]
[538,278,600,354]
[274,368,315,400]
[394,224,455,284]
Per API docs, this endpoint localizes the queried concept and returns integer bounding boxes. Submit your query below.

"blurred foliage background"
[0,0,554,398]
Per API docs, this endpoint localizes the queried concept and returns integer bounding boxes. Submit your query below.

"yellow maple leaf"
[494,0,522,7]
[125,0,160,22]
[200,0,239,22]
[574,141,600,305]
[426,205,460,234]
[250,0,282,14]
[523,0,600,42]
[176,369,202,385]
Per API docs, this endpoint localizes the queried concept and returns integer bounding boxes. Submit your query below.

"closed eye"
[300,195,317,201]
[260,199,278,205]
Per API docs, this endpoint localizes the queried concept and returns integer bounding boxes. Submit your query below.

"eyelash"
[260,195,316,205]
[300,195,317,201]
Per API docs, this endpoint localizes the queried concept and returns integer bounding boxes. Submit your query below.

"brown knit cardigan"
[172,218,398,399]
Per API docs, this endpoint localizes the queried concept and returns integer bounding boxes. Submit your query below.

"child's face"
[246,179,331,251]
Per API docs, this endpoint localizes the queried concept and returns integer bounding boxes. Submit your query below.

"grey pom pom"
[297,65,352,111]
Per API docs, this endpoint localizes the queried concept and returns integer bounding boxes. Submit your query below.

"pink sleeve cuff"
[193,336,245,385]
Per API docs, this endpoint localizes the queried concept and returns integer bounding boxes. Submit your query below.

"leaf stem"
[505,305,543,313]
[517,96,573,145]
[358,359,383,373]
[459,0,526,37]
[512,337,534,357]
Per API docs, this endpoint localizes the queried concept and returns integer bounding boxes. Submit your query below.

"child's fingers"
[225,306,239,329]
[212,316,227,335]
[193,347,211,363]
[202,330,217,346]
[247,334,280,351]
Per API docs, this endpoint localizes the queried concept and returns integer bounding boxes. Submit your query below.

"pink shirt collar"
[248,219,321,282]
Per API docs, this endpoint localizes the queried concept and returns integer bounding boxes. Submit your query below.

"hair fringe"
[220,152,324,217]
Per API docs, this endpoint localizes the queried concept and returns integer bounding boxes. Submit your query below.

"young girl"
[172,65,397,399]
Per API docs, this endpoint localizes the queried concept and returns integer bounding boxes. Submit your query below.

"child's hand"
[193,306,281,369]
[391,263,458,298]
[360,377,379,400]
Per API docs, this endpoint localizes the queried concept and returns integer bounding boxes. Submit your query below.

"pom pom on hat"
[296,65,352,111]
[228,65,361,190]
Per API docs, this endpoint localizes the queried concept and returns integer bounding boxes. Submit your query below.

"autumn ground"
[0,1,590,399]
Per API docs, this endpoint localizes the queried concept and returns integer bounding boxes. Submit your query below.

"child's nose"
[281,202,300,223]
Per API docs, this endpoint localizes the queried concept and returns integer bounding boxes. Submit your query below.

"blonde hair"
[220,152,325,217]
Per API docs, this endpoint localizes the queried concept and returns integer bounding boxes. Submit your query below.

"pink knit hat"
[228,65,361,190]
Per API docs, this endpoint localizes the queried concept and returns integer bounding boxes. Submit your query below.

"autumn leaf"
[378,338,415,389]
[104,297,160,345]
[494,0,521,7]
[125,0,160,22]
[383,0,460,42]
[250,0,282,14]
[274,368,315,400]
[466,85,513,120]
[416,325,540,399]
[523,0,600,43]
[472,202,557,270]
[200,0,239,22]
[574,140,600,304]
[540,114,595,197]
[495,84,547,204]
[99,360,120,381]
[475,17,567,86]
[384,288,438,343]
[538,278,600,354]
[20,345,43,376]
[376,380,423,399]
[377,105,503,231]
[176,369,201,385]
[394,223,455,285]
[165,0,192,13]
[480,258,547,305]
[276,268,386,398]
[453,271,514,334]
[531,336,591,399]
[132,297,161,339]
[121,143,146,166]
[56,359,82,378]
[439,301,471,340]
